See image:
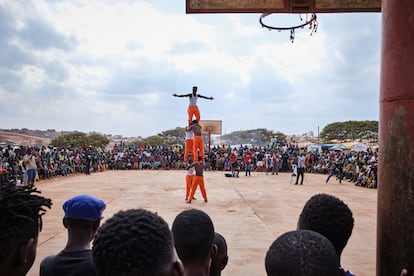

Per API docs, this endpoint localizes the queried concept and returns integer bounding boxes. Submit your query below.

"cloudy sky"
[0,0,381,138]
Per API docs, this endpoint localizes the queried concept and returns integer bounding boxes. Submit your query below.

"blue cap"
[63,194,106,221]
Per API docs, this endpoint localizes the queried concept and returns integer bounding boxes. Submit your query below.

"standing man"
[173,86,214,126]
[187,156,208,203]
[245,150,252,176]
[294,152,306,185]
[23,148,38,187]
[189,120,205,161]
[40,194,106,276]
[185,154,195,201]
[184,125,194,162]
[271,152,279,175]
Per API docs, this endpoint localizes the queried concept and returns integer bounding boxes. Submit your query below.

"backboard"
[186,0,381,13]
[199,120,222,135]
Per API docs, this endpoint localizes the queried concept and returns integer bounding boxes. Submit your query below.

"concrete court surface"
[29,169,377,276]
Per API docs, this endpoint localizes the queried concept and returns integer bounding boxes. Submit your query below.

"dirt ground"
[28,170,377,276]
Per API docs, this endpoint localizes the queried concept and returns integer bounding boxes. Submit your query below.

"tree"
[219,128,287,146]
[86,133,110,148]
[132,127,186,147]
[273,131,287,144]
[158,127,186,146]
[320,120,378,143]
[134,135,165,147]
[50,132,109,148]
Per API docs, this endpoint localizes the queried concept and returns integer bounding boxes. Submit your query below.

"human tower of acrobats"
[173,86,214,203]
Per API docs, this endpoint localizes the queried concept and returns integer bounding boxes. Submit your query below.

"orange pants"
[186,175,194,199]
[188,105,200,125]
[184,139,193,161]
[189,175,207,202]
[193,136,205,160]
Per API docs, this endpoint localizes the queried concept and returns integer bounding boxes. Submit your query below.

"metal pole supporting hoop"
[259,13,318,42]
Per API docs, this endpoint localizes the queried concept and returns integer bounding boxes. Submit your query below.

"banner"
[354,143,367,152]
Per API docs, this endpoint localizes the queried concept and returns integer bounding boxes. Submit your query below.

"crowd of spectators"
[0,142,378,188]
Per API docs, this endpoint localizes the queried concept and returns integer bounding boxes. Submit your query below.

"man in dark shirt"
[40,194,106,276]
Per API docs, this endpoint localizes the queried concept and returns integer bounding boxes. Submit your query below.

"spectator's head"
[62,194,106,241]
[0,180,52,276]
[210,232,228,276]
[297,193,354,259]
[265,230,339,276]
[92,209,183,276]
[172,209,216,268]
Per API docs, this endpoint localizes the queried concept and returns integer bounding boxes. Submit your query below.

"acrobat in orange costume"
[187,105,200,126]
[185,168,195,200]
[184,128,194,162]
[192,136,205,160]
[188,175,207,203]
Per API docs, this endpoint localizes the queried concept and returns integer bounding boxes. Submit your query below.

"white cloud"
[0,0,381,137]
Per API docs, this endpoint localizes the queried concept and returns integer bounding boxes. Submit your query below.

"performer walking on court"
[187,156,208,203]
[173,86,214,125]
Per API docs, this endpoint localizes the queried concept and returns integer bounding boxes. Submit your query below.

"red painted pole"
[377,0,414,275]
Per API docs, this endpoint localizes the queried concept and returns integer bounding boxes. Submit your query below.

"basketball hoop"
[259,13,318,43]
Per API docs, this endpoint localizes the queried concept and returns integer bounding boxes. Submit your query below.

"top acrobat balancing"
[173,86,214,126]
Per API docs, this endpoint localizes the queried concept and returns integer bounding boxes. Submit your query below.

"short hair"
[172,209,215,265]
[92,209,175,276]
[265,230,339,276]
[210,232,228,275]
[297,193,354,256]
[213,232,227,253]
[0,180,52,262]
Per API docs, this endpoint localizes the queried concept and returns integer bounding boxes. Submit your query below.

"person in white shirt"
[173,86,214,125]
[23,148,37,187]
[294,153,306,185]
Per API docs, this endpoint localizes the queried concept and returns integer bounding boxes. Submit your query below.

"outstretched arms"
[198,94,214,100]
[173,93,192,97]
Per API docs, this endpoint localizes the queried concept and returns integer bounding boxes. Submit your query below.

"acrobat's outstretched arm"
[198,94,214,100]
[173,93,192,97]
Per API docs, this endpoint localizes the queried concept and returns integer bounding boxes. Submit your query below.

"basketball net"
[259,13,318,43]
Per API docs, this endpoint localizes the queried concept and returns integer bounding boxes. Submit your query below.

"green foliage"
[133,127,186,147]
[50,132,109,148]
[134,135,165,147]
[158,127,186,145]
[273,131,287,143]
[320,120,378,142]
[220,128,287,146]
[87,133,110,148]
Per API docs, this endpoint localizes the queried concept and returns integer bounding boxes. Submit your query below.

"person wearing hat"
[40,194,106,276]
